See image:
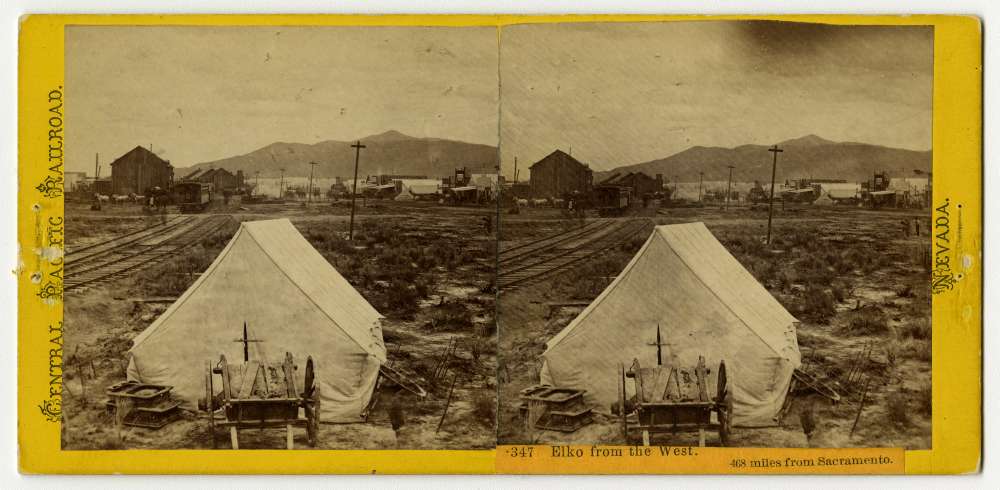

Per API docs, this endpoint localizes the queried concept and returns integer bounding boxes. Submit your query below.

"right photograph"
[496,21,933,449]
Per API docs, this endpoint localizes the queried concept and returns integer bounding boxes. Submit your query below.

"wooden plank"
[283,353,297,398]
[238,361,259,399]
[631,360,646,403]
[695,357,708,403]
[648,367,671,402]
[129,297,178,304]
[259,361,271,397]
[664,368,679,401]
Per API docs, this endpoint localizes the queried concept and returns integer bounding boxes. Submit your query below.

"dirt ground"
[60,196,933,450]
[498,203,932,449]
[61,198,497,450]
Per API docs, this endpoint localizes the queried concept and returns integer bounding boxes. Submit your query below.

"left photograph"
[61,26,500,450]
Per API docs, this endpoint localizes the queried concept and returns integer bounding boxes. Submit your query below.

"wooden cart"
[615,356,733,447]
[201,352,320,449]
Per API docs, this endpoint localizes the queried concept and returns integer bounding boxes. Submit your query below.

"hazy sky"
[66,22,932,177]
[499,21,933,175]
[66,26,499,174]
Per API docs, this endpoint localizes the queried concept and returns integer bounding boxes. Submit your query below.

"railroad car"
[174,182,214,213]
[593,186,632,216]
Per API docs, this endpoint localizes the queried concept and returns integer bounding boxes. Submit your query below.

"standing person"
[482,215,492,236]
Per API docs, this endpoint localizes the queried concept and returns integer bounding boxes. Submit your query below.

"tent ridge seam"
[663,225,790,359]
[244,225,385,361]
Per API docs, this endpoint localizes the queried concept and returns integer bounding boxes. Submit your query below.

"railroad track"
[498,219,614,265]
[497,218,652,291]
[65,215,196,267]
[64,215,234,291]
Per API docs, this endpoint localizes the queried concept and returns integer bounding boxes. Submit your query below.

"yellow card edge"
[17,13,982,475]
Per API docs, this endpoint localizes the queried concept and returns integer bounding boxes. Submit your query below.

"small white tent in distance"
[540,222,800,425]
[127,218,386,422]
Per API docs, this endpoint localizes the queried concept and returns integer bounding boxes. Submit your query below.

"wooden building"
[595,171,664,200]
[183,167,244,191]
[110,145,174,195]
[529,150,593,198]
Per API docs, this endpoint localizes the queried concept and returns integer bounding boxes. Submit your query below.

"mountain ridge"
[179,131,498,179]
[594,136,931,183]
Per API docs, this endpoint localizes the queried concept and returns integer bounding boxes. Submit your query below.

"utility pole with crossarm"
[349,140,366,241]
[725,165,735,210]
[307,161,319,204]
[766,145,783,244]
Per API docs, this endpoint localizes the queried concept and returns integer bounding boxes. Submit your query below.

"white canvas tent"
[540,222,800,425]
[127,218,386,422]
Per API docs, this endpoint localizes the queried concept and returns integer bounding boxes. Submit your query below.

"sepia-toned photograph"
[496,21,934,449]
[61,25,500,450]
[57,19,936,453]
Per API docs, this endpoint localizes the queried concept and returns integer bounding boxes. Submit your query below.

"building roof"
[110,145,172,168]
[468,173,500,189]
[397,179,442,195]
[529,149,591,171]
[183,168,205,180]
[889,177,929,192]
[598,171,658,187]
[821,183,860,200]
[596,172,623,185]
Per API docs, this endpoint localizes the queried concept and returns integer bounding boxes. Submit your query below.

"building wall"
[626,173,663,198]
[191,169,240,191]
[110,147,174,195]
[64,172,87,192]
[530,151,593,198]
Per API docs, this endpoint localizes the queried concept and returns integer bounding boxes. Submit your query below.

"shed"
[540,222,800,425]
[109,145,174,195]
[127,218,386,422]
[529,150,593,198]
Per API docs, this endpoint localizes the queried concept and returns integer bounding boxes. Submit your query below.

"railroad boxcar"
[593,186,632,216]
[175,182,214,213]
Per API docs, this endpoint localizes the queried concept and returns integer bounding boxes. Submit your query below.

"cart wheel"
[306,386,321,447]
[205,361,216,449]
[618,363,628,442]
[718,390,734,447]
[304,356,315,398]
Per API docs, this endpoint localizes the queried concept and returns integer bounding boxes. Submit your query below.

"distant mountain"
[595,136,931,183]
[178,131,498,179]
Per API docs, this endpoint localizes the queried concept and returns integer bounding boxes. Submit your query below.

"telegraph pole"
[725,165,735,210]
[279,168,285,200]
[698,172,704,202]
[307,161,319,204]
[349,140,366,241]
[766,145,783,244]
